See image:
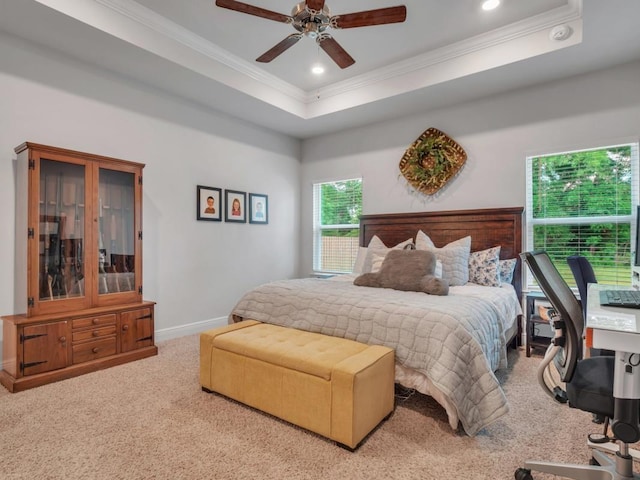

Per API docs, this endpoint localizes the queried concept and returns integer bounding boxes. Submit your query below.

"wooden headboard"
[359,207,524,299]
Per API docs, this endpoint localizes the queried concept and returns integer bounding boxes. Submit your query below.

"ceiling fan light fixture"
[481,0,500,11]
[311,64,325,75]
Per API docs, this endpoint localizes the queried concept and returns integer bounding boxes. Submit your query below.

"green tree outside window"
[528,144,637,286]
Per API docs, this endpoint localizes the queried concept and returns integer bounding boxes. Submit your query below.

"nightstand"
[525,292,553,357]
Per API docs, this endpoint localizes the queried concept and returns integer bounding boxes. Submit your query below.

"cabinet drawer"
[72,337,117,364]
[72,325,117,343]
[72,314,116,330]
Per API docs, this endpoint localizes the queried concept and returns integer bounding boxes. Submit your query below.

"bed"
[230,207,524,436]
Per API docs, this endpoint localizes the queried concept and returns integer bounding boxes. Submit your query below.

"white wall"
[300,60,640,275]
[0,33,301,362]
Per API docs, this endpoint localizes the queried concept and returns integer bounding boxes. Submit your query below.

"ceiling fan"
[215,0,407,69]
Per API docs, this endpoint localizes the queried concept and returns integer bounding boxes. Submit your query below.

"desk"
[586,284,640,354]
[586,283,640,400]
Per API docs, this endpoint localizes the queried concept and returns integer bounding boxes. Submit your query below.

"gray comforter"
[230,277,518,436]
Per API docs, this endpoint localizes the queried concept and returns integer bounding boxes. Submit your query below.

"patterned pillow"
[498,258,517,284]
[468,246,501,287]
[415,230,471,286]
[362,235,414,273]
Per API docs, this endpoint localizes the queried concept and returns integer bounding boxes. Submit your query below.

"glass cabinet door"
[39,159,86,303]
[19,143,145,317]
[98,168,136,298]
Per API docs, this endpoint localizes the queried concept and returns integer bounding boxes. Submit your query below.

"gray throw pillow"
[353,249,449,295]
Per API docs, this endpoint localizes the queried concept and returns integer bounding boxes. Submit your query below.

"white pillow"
[352,246,368,274]
[434,260,443,278]
[415,231,471,286]
[362,235,414,273]
[468,246,501,287]
[369,251,388,273]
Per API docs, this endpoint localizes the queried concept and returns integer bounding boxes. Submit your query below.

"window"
[526,142,639,288]
[313,178,362,273]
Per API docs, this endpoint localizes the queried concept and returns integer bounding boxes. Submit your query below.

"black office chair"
[567,255,616,364]
[567,255,614,425]
[567,255,598,323]
[516,251,640,480]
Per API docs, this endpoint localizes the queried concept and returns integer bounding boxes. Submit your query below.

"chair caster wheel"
[515,467,533,480]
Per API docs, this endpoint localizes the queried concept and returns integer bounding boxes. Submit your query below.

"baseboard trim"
[155,316,228,343]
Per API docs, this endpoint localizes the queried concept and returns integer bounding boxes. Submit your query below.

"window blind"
[526,142,640,288]
[312,178,362,274]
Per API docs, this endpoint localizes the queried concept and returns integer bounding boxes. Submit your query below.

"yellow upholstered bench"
[200,320,395,449]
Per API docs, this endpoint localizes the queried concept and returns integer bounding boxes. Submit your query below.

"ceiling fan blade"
[318,35,355,69]
[215,0,291,23]
[305,0,326,11]
[256,34,303,63]
[333,6,407,29]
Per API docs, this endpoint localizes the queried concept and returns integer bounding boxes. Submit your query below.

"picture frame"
[197,185,222,221]
[249,193,268,224]
[225,189,246,223]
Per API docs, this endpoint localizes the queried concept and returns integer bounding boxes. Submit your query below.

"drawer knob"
[122,325,129,331]
[59,336,66,343]
[92,318,99,325]
[93,331,100,337]
[92,347,99,354]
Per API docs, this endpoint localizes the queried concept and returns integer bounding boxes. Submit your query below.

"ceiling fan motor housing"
[291,1,331,38]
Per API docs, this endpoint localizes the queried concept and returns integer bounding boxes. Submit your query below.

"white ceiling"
[1,0,640,139]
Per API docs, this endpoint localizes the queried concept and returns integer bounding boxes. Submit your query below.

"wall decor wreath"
[399,127,467,195]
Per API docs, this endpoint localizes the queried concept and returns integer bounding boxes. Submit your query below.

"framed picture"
[197,185,222,221]
[225,189,246,223]
[249,193,268,224]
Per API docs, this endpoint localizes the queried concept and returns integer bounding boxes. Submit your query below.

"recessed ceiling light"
[311,64,325,75]
[481,0,500,11]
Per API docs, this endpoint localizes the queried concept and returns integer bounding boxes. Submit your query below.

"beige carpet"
[0,335,631,480]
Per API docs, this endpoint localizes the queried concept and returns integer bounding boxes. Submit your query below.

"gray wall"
[2,27,640,364]
[0,33,302,363]
[300,60,640,275]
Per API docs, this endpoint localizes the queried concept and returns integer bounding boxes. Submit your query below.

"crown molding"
[311,0,583,103]
[93,0,307,102]
[92,0,582,107]
[32,0,583,119]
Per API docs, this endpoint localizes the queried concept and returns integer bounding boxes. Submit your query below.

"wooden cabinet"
[1,143,156,393]
[121,307,154,353]
[21,322,69,376]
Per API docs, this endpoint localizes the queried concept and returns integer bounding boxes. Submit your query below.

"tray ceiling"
[1,0,639,138]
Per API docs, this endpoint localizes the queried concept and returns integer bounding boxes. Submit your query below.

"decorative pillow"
[415,231,471,286]
[369,251,388,273]
[434,260,443,278]
[352,247,368,274]
[498,258,517,284]
[362,235,414,273]
[468,246,501,287]
[354,249,449,295]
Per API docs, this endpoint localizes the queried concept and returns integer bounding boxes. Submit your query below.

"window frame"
[525,140,639,290]
[312,178,362,274]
